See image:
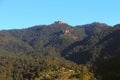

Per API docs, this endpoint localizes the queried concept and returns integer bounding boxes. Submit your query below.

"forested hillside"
[0,21,120,80]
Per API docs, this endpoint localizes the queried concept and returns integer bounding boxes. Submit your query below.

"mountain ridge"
[0,21,120,80]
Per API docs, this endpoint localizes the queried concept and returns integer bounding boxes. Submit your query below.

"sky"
[0,0,120,30]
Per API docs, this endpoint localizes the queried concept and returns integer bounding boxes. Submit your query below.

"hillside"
[0,21,120,80]
[0,21,109,56]
[62,23,120,80]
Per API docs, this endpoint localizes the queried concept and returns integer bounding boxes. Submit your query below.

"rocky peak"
[53,21,66,25]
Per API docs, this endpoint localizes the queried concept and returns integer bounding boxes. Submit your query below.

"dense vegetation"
[0,21,120,80]
[0,53,96,80]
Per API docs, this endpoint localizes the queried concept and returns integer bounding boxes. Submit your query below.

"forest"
[0,21,120,80]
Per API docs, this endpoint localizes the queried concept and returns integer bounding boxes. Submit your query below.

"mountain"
[0,21,109,56]
[92,24,120,80]
[77,22,109,36]
[61,23,120,80]
[61,22,110,64]
[1,21,120,80]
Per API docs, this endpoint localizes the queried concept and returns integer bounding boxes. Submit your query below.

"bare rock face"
[54,21,65,24]
[62,29,70,34]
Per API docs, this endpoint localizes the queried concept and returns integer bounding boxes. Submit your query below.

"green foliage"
[0,54,96,80]
[1,21,120,80]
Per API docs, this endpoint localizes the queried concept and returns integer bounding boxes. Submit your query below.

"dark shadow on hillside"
[61,37,92,64]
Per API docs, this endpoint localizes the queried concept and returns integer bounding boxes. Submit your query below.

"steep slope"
[61,22,110,64]
[8,21,85,56]
[0,21,108,57]
[92,24,120,80]
[61,23,120,80]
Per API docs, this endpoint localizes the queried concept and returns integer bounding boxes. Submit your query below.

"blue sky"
[0,0,120,30]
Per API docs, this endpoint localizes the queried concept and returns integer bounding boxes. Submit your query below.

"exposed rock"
[54,21,66,24]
